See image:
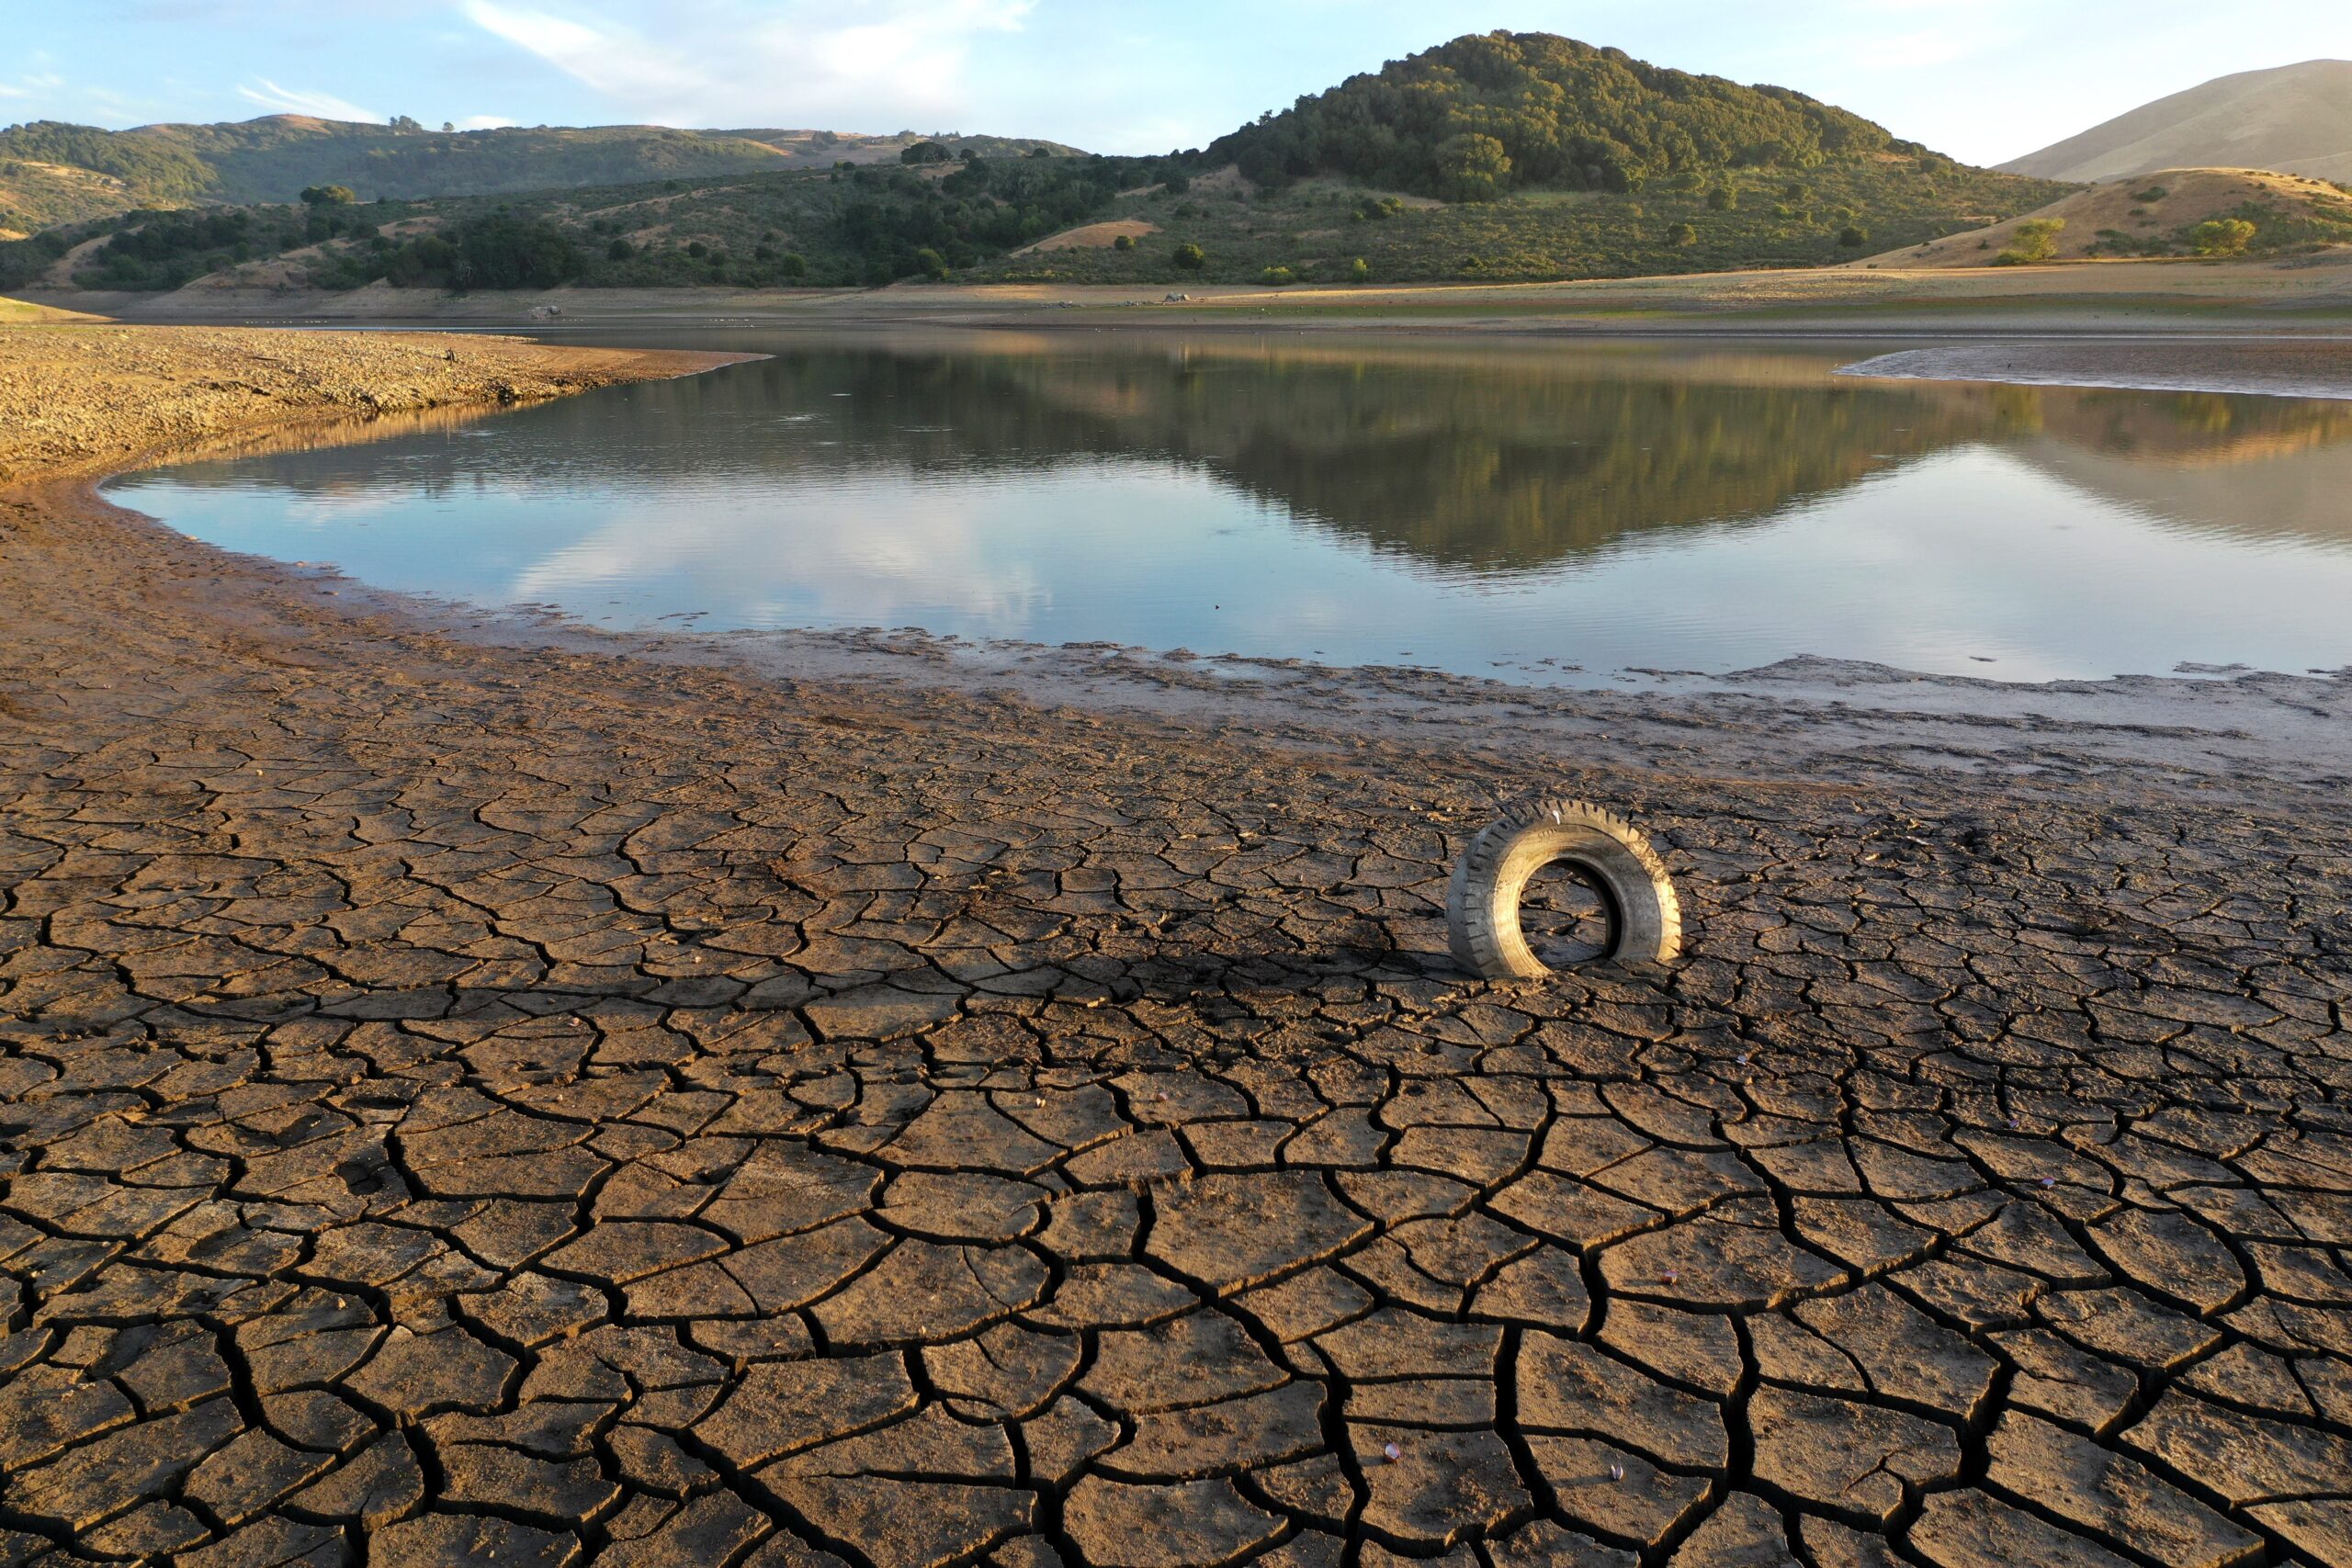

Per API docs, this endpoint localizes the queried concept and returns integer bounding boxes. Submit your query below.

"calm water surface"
[107,331,2352,682]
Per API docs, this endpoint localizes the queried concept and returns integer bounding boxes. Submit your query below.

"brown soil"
[0,325,2346,1567]
[1014,220,1160,254]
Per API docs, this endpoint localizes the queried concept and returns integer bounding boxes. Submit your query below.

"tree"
[1113,233,1136,251]
[1837,224,1868,248]
[2191,218,2256,257]
[1348,256,1371,282]
[442,121,456,133]
[300,185,356,206]
[913,246,948,279]
[1436,132,1511,203]
[1668,221,1697,246]
[1990,216,2064,265]
[1173,243,1205,271]
[900,140,952,166]
[777,253,808,279]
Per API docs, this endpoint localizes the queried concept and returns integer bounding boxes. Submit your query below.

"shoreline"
[21,320,2346,775]
[29,276,2352,404]
[1839,341,2352,401]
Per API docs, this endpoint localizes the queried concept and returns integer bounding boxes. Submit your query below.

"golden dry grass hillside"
[2000,59,2352,183]
[1854,167,2352,267]
[0,293,99,323]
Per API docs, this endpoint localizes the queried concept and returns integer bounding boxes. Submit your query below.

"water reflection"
[107,332,2352,681]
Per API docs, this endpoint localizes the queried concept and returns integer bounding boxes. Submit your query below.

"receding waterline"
[105,332,2352,685]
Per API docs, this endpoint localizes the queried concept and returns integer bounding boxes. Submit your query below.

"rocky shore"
[1,323,2347,1568]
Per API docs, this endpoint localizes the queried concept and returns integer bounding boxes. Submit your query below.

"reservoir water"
[106,331,2352,684]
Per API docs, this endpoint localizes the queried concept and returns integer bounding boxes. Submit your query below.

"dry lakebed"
[0,322,2347,1568]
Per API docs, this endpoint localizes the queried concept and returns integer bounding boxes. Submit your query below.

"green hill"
[0,115,1080,234]
[3,32,2072,291]
[1208,32,1913,198]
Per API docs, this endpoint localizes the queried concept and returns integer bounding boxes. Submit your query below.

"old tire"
[1447,798,1682,978]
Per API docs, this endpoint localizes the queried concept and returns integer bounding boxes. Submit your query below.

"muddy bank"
[0,321,748,483]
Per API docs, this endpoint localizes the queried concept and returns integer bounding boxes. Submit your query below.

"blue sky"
[6,1,2347,165]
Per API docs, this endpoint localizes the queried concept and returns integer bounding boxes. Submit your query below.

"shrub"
[899,141,952,166]
[1113,233,1136,251]
[1172,243,1205,270]
[2191,218,2257,256]
[433,215,582,290]
[1706,184,1736,211]
[605,237,633,261]
[300,185,356,206]
[777,252,808,279]
[2003,217,2065,261]
[2131,186,2168,203]
[1667,221,1697,246]
[1261,265,1296,285]
[1348,256,1370,282]
[1837,224,1868,248]
[913,246,948,279]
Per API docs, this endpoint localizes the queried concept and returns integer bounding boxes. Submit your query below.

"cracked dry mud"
[3,331,2351,1568]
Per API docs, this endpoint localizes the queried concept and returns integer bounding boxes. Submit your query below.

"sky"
[4,0,2347,166]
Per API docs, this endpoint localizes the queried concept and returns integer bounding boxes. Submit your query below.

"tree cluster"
[1204,31,1908,201]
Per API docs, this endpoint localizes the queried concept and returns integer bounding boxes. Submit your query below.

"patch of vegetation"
[2191,217,2258,256]
[2082,193,2352,260]
[0,228,73,292]
[0,122,215,209]
[967,159,2065,286]
[1994,216,2065,265]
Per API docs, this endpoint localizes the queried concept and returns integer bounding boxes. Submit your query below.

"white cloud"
[0,85,25,99]
[458,0,1035,128]
[458,114,518,130]
[236,77,384,122]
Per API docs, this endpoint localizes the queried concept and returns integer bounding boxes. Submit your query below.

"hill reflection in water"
[107,332,2352,682]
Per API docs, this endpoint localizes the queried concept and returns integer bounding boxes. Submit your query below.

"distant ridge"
[1999,61,2352,184]
[0,116,1081,233]
[2,30,2069,292]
